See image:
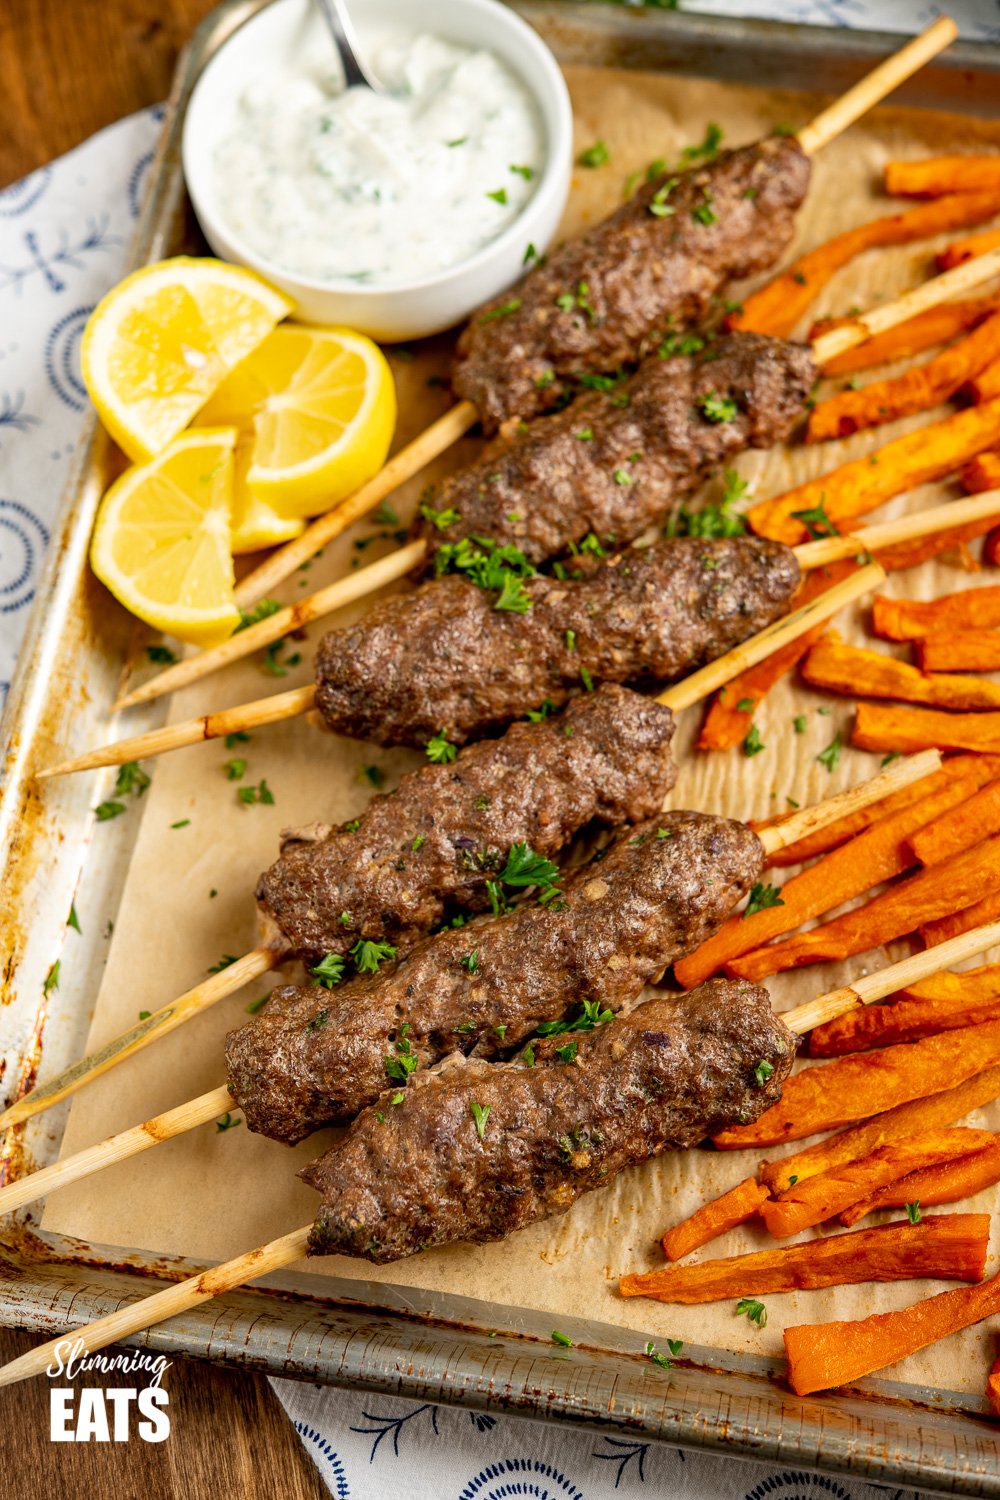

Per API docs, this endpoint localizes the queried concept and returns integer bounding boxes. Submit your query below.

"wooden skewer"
[12,905,1000,1392]
[794,16,957,158]
[0,748,940,1213]
[0,949,273,1133]
[794,488,1000,568]
[39,560,885,779]
[114,249,1000,717]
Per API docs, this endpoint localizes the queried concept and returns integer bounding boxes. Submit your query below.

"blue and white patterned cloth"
[1,2,997,1492]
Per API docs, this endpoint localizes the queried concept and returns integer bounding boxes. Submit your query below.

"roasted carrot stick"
[713,1019,1000,1150]
[963,450,1000,493]
[760,1131,993,1238]
[698,563,856,751]
[987,1347,1000,1419]
[748,399,1000,545]
[938,227,1000,271]
[730,192,1000,340]
[852,702,1000,756]
[813,294,1000,378]
[784,1265,1000,1396]
[916,629,1000,672]
[673,764,985,990]
[806,311,1000,443]
[726,832,1000,985]
[886,157,1000,198]
[753,754,1000,868]
[802,635,1000,711]
[910,780,1000,866]
[758,1063,1000,1194]
[963,355,1000,405]
[660,1177,770,1262]
[873,584,1000,640]
[620,1215,989,1304]
[920,887,1000,948]
[810,992,1000,1058]
[840,1141,1000,1226]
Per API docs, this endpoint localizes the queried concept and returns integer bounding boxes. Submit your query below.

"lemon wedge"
[90,429,241,646]
[229,436,306,555]
[198,325,396,519]
[82,258,293,463]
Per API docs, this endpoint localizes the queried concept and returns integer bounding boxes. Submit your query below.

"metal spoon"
[314,0,383,91]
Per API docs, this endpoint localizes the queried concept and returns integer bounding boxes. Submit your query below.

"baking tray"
[3,1,1000,1490]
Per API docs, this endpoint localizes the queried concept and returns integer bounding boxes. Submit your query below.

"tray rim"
[3,2,1000,1490]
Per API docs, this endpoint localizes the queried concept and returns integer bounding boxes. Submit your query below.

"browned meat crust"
[453,137,810,431]
[229,811,763,1142]
[302,979,797,1262]
[313,536,799,747]
[255,685,676,963]
[418,334,815,566]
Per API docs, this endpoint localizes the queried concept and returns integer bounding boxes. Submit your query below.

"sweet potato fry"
[873,584,1000,640]
[813,294,1000,378]
[712,1019,1000,1150]
[893,960,1000,1006]
[760,1131,994,1238]
[730,192,1000,340]
[660,1177,770,1262]
[697,563,857,751]
[784,1265,1000,1396]
[806,312,1000,443]
[886,157,1000,198]
[987,528,1000,567]
[673,764,985,990]
[938,227,1000,271]
[753,754,1000,868]
[802,635,1000,711]
[758,1063,1000,1194]
[620,1215,989,1304]
[810,992,1000,1058]
[963,355,1000,405]
[726,831,1000,984]
[910,780,1000,866]
[840,1141,1000,1226]
[748,399,1000,545]
[988,1353,1000,1420]
[852,702,1000,755]
[963,450,1000,493]
[916,629,1000,671]
[920,887,1000,948]
[877,515,997,573]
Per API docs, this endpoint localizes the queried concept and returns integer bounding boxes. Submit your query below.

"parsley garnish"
[736,1297,767,1327]
[486,187,508,205]
[362,765,384,788]
[510,163,534,180]
[351,938,397,975]
[648,177,679,218]
[578,140,610,168]
[478,296,521,324]
[420,503,461,530]
[742,724,765,758]
[551,1330,573,1348]
[793,714,807,734]
[753,1059,775,1086]
[411,834,425,851]
[43,960,60,999]
[170,819,190,829]
[699,392,738,423]
[743,883,784,920]
[470,1101,491,1140]
[527,699,557,723]
[208,953,239,974]
[906,1200,922,1224]
[645,1340,675,1371]
[522,1042,536,1067]
[67,904,81,934]
[434,536,535,614]
[236,598,281,632]
[238,778,274,806]
[311,953,346,989]
[555,1040,578,1064]
[817,734,842,773]
[692,194,718,226]
[682,122,723,161]
[115,761,150,798]
[146,644,177,664]
[426,732,457,764]
[460,951,479,973]
[225,731,250,749]
[792,500,838,540]
[736,698,755,712]
[224,757,247,780]
[245,995,269,1015]
[215,1112,242,1132]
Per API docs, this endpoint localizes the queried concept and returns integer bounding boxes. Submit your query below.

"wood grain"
[1,3,331,1493]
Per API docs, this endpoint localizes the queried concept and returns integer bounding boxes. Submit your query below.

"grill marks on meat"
[303,979,797,1263]
[255,685,676,962]
[418,335,816,567]
[229,812,764,1143]
[454,138,811,431]
[314,536,800,748]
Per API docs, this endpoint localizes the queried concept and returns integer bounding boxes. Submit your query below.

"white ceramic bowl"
[183,0,573,340]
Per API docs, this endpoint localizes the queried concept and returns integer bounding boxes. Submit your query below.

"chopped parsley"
[208,953,239,974]
[565,629,577,651]
[645,1340,675,1371]
[536,999,613,1039]
[527,699,557,723]
[411,834,425,851]
[478,297,521,324]
[817,734,842,773]
[236,598,282,632]
[522,1042,536,1067]
[682,122,723,161]
[736,1297,767,1328]
[215,1112,242,1132]
[225,731,250,749]
[579,666,594,692]
[224,757,247,781]
[613,467,632,486]
[311,953,347,989]
[115,761,150,798]
[146,644,177,664]
[742,724,765,758]
[510,163,534,180]
[434,535,535,614]
[550,1330,573,1348]
[906,1200,922,1224]
[470,1101,491,1140]
[460,951,480,974]
[743,883,784,920]
[523,242,538,265]
[692,194,718,226]
[791,500,838,540]
[170,819,190,829]
[420,502,461,530]
[362,765,384,789]
[486,187,508,205]
[793,714,807,734]
[699,392,738,424]
[245,995,269,1015]
[736,698,755,712]
[67,904,81,934]
[555,1040,578,1064]
[352,938,397,975]
[425,731,457,765]
[43,960,60,999]
[577,140,610,168]
[238,779,274,806]
[753,1059,775,1086]
[648,177,679,218]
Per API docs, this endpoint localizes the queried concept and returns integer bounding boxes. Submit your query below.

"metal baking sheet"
[3,2,1000,1490]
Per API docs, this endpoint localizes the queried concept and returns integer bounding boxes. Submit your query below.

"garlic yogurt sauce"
[212,32,544,287]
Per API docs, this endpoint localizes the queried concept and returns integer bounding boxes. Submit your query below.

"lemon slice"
[90,429,241,646]
[82,258,293,463]
[229,436,305,555]
[200,325,396,519]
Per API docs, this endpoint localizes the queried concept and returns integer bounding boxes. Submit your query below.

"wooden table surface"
[0,2,329,1494]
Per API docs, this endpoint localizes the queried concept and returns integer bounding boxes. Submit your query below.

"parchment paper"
[42,66,1000,1396]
